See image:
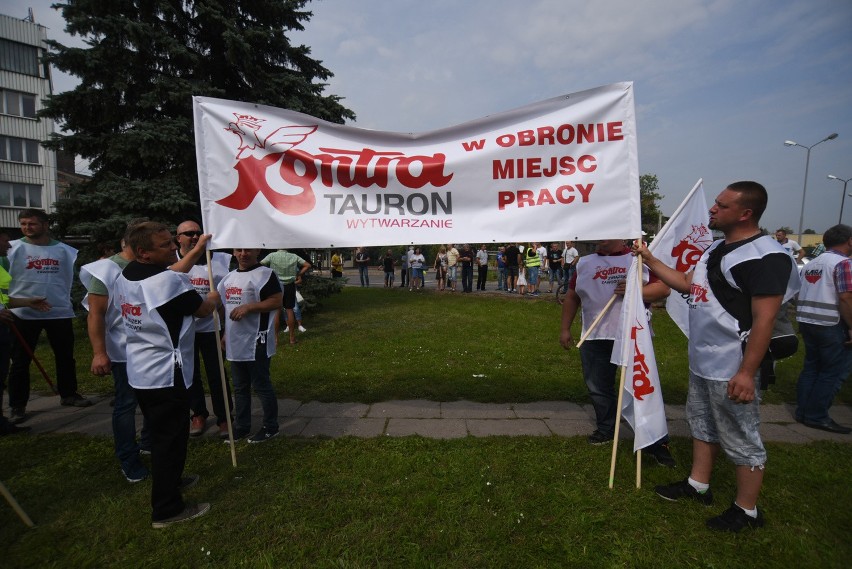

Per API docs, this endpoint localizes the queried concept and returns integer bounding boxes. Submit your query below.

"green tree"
[41,0,354,244]
[639,173,664,236]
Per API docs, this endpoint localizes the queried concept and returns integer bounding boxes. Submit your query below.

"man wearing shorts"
[635,181,798,532]
[260,249,311,346]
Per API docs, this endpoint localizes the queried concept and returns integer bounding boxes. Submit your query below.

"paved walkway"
[12,394,852,444]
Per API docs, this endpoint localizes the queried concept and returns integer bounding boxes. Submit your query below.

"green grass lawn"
[4,288,851,567]
[1,435,850,568]
[42,287,847,406]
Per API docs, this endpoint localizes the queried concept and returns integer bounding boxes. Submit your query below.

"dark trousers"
[8,316,78,408]
[400,267,409,287]
[461,265,473,292]
[188,331,233,425]
[476,265,488,290]
[0,325,10,412]
[135,376,190,521]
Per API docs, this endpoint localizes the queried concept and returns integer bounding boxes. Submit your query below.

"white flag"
[617,258,668,451]
[648,179,712,336]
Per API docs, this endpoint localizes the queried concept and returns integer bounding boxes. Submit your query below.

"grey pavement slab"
[368,400,441,419]
[513,401,587,419]
[386,418,467,439]
[543,419,593,437]
[759,423,814,444]
[441,401,515,419]
[293,402,369,418]
[299,417,385,438]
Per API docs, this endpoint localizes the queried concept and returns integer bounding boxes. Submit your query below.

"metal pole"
[797,146,811,239]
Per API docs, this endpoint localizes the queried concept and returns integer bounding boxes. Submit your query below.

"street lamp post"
[828,175,852,224]
[785,133,838,238]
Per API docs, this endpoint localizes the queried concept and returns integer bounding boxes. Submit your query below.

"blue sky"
[10,0,852,235]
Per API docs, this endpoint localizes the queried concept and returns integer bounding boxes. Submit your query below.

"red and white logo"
[630,322,655,400]
[804,269,822,284]
[216,113,453,216]
[670,224,712,272]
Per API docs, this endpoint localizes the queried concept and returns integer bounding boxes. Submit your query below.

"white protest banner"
[193,82,640,249]
[616,258,668,452]
[647,179,712,336]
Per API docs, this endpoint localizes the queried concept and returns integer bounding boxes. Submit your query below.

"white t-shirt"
[779,238,801,258]
[563,246,579,266]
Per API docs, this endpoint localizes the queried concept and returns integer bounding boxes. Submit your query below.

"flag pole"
[0,479,35,527]
[8,322,57,395]
[609,253,641,488]
[206,249,237,468]
[648,179,703,254]
[634,251,644,489]
[576,294,617,348]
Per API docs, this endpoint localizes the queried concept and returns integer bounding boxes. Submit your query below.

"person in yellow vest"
[524,243,542,296]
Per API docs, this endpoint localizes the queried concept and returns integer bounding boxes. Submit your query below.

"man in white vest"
[115,221,220,528]
[218,248,283,443]
[559,239,673,466]
[176,220,233,439]
[635,181,799,532]
[7,209,85,424]
[795,224,852,434]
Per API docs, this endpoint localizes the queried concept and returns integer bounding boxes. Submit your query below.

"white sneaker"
[283,326,290,333]
[298,325,307,333]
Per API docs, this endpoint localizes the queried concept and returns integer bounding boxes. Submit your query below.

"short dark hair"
[823,224,852,248]
[126,221,170,254]
[727,181,767,221]
[18,208,49,223]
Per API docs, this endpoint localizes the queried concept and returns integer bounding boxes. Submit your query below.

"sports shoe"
[0,419,30,436]
[588,430,614,445]
[247,427,279,444]
[218,423,229,440]
[60,394,93,407]
[189,415,207,437]
[645,442,676,468]
[223,430,249,443]
[179,474,199,491]
[151,502,210,529]
[298,325,307,333]
[655,479,714,505]
[122,463,150,483]
[706,503,765,532]
[283,326,290,333]
[9,408,26,424]
[139,447,152,456]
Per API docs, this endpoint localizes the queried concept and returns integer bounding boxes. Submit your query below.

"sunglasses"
[179,231,202,237]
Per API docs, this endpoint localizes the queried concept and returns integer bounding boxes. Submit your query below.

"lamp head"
[784,140,797,146]
[826,133,839,141]
[828,175,839,180]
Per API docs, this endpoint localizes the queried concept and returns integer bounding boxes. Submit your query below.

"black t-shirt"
[706,234,792,332]
[504,245,520,267]
[548,248,563,266]
[382,256,395,271]
[122,261,203,347]
[459,248,474,267]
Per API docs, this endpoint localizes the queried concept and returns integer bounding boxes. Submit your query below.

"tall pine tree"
[41,0,354,243]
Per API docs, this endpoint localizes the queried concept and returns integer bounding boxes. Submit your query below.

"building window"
[2,89,37,118]
[0,182,42,208]
[0,39,40,77]
[0,136,40,164]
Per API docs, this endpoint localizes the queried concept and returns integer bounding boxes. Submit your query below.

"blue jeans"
[230,344,279,435]
[527,266,540,287]
[796,322,852,423]
[549,266,563,285]
[112,363,150,472]
[579,340,618,436]
[358,265,369,286]
[497,267,506,290]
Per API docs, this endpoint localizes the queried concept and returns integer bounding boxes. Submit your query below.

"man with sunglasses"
[175,220,233,439]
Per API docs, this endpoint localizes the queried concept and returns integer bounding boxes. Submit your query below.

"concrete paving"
[8,394,852,444]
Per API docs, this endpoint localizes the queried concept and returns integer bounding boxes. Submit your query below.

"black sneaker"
[122,463,150,483]
[655,479,714,505]
[179,474,199,491]
[60,394,93,407]
[9,408,26,424]
[645,442,676,468]
[587,430,614,445]
[706,503,765,532]
[151,502,210,529]
[247,427,279,444]
[0,417,30,435]
[223,430,249,444]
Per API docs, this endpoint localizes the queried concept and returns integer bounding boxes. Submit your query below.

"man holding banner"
[634,181,799,532]
[560,239,673,465]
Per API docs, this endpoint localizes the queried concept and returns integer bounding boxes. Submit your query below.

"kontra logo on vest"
[803,269,822,284]
[216,113,454,217]
[25,256,60,272]
[671,224,712,272]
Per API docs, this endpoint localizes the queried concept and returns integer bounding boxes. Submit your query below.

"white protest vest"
[114,270,197,389]
[181,252,231,333]
[797,251,844,326]
[689,236,799,381]
[80,258,126,363]
[575,253,633,340]
[8,240,77,319]
[218,266,277,362]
